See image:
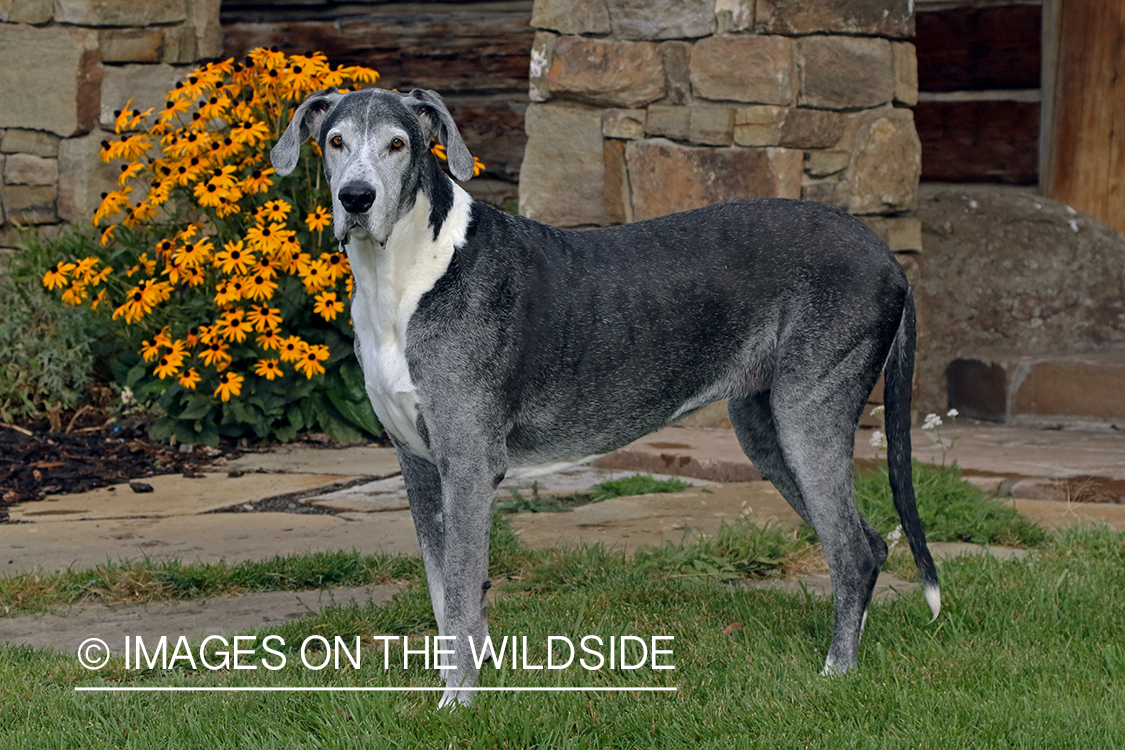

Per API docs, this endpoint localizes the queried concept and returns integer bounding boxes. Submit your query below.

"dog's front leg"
[432,434,505,708]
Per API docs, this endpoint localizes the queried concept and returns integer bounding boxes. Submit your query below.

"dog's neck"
[345,176,472,340]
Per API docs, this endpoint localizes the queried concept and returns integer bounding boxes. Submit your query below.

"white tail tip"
[924,583,942,623]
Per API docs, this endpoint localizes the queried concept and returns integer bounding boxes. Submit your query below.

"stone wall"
[0,0,221,269]
[519,0,924,255]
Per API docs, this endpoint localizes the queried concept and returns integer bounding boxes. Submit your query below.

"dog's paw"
[437,688,475,709]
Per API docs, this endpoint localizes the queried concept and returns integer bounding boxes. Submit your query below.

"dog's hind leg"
[768,349,886,675]
[728,392,812,526]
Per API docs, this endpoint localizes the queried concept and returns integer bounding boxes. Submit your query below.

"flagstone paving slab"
[305,466,717,513]
[0,584,401,654]
[8,472,358,522]
[224,444,401,477]
[1,511,419,573]
[509,482,801,553]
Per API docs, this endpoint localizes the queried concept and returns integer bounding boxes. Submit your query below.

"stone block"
[860,216,922,253]
[603,138,632,225]
[606,0,715,40]
[519,103,607,227]
[1,184,57,224]
[840,107,920,214]
[6,0,53,23]
[755,0,913,38]
[893,41,918,107]
[57,130,120,223]
[54,0,187,27]
[162,21,198,65]
[602,109,646,139]
[99,28,166,64]
[688,106,734,146]
[733,106,784,146]
[626,138,802,220]
[187,0,222,60]
[715,0,753,33]
[659,41,691,106]
[1,129,60,157]
[100,64,183,130]
[0,25,101,137]
[646,105,690,140]
[805,149,850,177]
[547,35,665,108]
[528,31,556,103]
[531,0,611,35]
[800,178,848,210]
[778,108,845,149]
[799,36,894,110]
[4,153,57,186]
[691,35,797,106]
[947,354,1125,424]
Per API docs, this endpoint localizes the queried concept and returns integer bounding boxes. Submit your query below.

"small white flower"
[869,430,887,450]
[120,387,135,405]
[946,408,959,418]
[870,405,885,419]
[922,413,942,431]
[967,199,979,209]
[886,524,903,550]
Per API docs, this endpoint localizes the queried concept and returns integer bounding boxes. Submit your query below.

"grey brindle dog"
[272,87,940,707]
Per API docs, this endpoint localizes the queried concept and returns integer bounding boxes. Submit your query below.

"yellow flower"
[243,273,277,301]
[254,359,283,381]
[140,339,163,362]
[256,327,282,351]
[214,240,255,275]
[216,309,252,343]
[294,343,330,378]
[299,259,331,293]
[305,207,332,232]
[245,223,285,255]
[322,251,349,282]
[247,303,282,332]
[200,339,231,368]
[153,352,183,379]
[214,371,244,401]
[92,187,132,226]
[241,166,274,195]
[313,290,345,321]
[278,335,305,362]
[254,254,280,279]
[179,367,201,389]
[260,199,291,223]
[113,285,153,323]
[42,261,75,290]
[61,281,88,306]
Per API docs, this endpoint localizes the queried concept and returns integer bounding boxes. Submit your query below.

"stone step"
[946,351,1125,426]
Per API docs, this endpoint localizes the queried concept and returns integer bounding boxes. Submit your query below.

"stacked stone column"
[0,0,221,270]
[519,0,922,256]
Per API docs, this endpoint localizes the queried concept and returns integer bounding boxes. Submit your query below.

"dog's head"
[270,88,474,244]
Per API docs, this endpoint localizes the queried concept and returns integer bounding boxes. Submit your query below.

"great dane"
[272,87,940,707]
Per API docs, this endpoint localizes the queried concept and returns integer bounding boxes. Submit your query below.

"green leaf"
[326,388,382,438]
[178,396,214,421]
[125,362,148,389]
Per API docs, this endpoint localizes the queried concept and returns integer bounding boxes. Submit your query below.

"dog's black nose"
[338,182,376,214]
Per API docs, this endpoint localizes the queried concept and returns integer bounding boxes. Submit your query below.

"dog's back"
[408,197,908,469]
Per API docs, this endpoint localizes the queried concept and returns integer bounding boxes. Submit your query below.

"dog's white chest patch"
[346,185,473,461]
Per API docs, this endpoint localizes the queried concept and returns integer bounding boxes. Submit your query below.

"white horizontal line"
[75,686,677,693]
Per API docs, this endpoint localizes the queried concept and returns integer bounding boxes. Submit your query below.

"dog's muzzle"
[339,181,376,214]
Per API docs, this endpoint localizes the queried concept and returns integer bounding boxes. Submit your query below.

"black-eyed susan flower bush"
[42,48,394,445]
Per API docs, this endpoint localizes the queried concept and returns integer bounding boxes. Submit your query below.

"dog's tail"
[884,287,941,622]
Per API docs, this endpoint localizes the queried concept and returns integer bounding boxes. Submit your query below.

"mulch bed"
[0,417,232,522]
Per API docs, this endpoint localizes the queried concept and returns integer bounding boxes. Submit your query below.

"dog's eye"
[329,134,343,149]
[390,137,405,151]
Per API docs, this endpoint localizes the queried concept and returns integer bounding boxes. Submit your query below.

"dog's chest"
[346,187,472,461]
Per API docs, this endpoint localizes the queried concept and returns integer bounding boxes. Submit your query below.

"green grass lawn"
[2,467,1123,748]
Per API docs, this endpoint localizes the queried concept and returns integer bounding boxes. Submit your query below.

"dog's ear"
[402,89,475,182]
[271,88,342,176]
